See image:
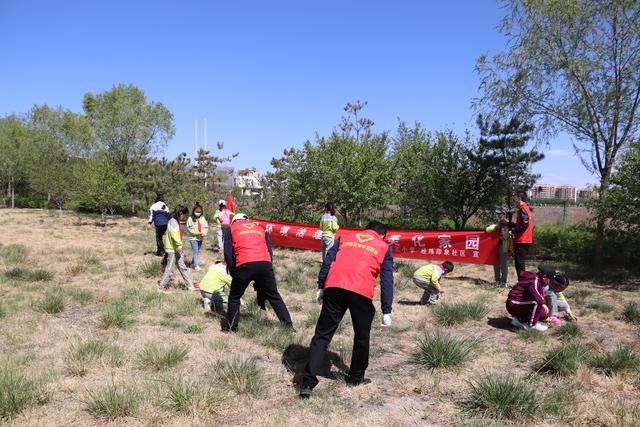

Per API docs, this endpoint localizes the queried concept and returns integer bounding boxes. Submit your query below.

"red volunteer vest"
[515,202,533,244]
[325,231,389,300]
[230,221,272,267]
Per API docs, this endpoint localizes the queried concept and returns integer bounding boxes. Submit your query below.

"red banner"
[253,219,499,265]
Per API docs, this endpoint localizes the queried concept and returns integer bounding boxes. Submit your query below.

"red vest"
[515,202,533,244]
[325,231,389,300]
[230,221,272,267]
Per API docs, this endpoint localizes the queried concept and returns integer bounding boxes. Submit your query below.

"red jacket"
[324,230,390,300]
[229,221,272,267]
[515,202,533,244]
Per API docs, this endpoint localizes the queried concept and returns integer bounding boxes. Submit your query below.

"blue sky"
[0,0,594,187]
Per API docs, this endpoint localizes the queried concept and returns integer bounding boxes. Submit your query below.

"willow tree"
[476,0,640,264]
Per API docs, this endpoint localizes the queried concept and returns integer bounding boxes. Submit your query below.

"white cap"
[218,200,226,206]
[231,213,248,223]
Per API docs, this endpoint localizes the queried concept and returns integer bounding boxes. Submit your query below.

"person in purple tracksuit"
[506,265,565,332]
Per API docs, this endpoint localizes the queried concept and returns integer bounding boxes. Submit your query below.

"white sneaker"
[532,323,548,332]
[194,266,202,271]
[511,318,525,329]
[202,298,211,311]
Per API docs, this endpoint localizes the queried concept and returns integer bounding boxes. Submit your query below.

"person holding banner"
[319,202,339,262]
[222,213,293,332]
[512,191,533,277]
[486,207,513,288]
[299,221,394,399]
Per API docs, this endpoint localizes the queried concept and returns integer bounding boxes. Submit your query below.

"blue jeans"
[190,239,203,268]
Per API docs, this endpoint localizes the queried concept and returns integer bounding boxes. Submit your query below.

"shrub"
[552,322,582,340]
[0,366,48,420]
[517,329,547,343]
[413,331,479,369]
[98,301,134,329]
[0,244,27,264]
[67,288,95,304]
[184,324,204,334]
[541,383,577,422]
[432,301,489,326]
[83,384,139,420]
[158,375,223,415]
[32,288,65,314]
[140,260,162,278]
[540,342,591,376]
[586,301,613,313]
[137,344,189,372]
[212,357,266,397]
[590,346,640,376]
[30,269,54,282]
[465,374,539,420]
[4,267,30,281]
[622,301,640,324]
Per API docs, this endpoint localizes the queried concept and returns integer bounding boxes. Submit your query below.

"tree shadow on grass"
[282,344,349,386]
[487,316,515,332]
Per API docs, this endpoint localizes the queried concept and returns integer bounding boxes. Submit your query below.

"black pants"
[155,225,167,255]
[225,261,292,331]
[514,243,530,277]
[302,287,375,389]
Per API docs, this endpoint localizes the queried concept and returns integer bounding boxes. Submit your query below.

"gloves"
[381,313,391,327]
[316,289,324,305]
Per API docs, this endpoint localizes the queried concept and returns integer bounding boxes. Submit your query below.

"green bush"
[517,329,547,343]
[98,301,134,329]
[32,288,65,314]
[137,344,189,372]
[413,331,479,369]
[140,260,162,278]
[622,301,640,324]
[0,366,48,420]
[4,267,30,280]
[465,374,539,420]
[0,244,28,264]
[552,322,582,340]
[540,342,591,376]
[83,384,139,420]
[184,324,204,334]
[586,301,614,313]
[31,269,54,282]
[590,346,640,376]
[432,301,489,326]
[212,357,266,397]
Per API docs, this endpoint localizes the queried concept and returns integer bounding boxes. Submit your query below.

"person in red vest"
[513,190,533,277]
[222,213,293,332]
[299,221,394,399]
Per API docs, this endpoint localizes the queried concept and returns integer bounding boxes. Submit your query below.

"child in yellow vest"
[186,202,209,271]
[413,261,454,305]
[200,261,232,312]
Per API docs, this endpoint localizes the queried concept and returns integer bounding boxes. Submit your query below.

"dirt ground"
[0,209,638,426]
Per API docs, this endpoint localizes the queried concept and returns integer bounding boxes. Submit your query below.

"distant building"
[577,187,598,200]
[530,183,556,199]
[555,185,577,201]
[235,168,263,196]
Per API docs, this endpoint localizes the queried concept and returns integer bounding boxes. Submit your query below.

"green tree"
[476,0,640,264]
[606,142,640,232]
[26,105,93,213]
[71,157,130,214]
[0,116,31,208]
[474,115,543,210]
[83,84,175,178]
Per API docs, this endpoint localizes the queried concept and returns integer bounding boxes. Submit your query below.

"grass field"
[0,209,639,426]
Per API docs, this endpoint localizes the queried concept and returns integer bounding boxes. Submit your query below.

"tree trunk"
[594,173,610,267]
[10,175,15,209]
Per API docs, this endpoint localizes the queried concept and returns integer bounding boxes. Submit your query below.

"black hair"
[365,220,387,237]
[155,193,165,203]
[191,202,203,218]
[324,202,336,216]
[442,261,454,273]
[171,205,189,221]
[516,190,528,202]
[553,274,569,288]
